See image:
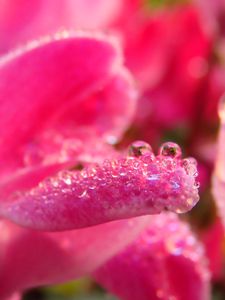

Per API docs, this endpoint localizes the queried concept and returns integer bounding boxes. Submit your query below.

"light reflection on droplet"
[182,158,198,177]
[159,142,182,159]
[128,140,154,157]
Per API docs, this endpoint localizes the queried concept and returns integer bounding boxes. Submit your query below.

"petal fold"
[0,32,136,167]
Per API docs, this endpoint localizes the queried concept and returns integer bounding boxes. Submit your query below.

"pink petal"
[94,213,210,300]
[134,7,211,129]
[0,216,150,299]
[123,10,172,91]
[0,0,122,52]
[0,33,136,171]
[0,142,199,231]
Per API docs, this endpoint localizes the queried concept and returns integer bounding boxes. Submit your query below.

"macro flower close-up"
[0,1,225,300]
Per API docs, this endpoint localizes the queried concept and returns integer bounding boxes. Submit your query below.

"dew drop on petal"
[182,158,198,177]
[195,181,200,188]
[159,142,182,159]
[186,198,195,206]
[128,141,153,157]
[78,190,87,198]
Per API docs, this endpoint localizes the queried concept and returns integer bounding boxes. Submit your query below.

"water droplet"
[51,179,59,188]
[64,177,72,185]
[186,198,194,206]
[174,208,184,213]
[128,141,153,157]
[182,158,198,176]
[103,159,111,169]
[106,135,118,145]
[78,190,87,198]
[88,184,96,190]
[195,181,200,188]
[159,142,182,159]
[166,240,183,255]
[147,174,160,181]
[170,181,180,189]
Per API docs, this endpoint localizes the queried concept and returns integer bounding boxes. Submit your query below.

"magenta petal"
[0,216,150,298]
[0,33,136,165]
[0,143,199,231]
[94,213,210,300]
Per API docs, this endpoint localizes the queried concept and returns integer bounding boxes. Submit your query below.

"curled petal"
[0,217,150,298]
[0,142,199,230]
[94,213,210,300]
[0,32,136,171]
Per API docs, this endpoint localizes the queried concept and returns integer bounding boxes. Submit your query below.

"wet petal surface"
[0,142,199,231]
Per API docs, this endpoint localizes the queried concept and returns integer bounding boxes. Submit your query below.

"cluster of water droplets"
[127,141,199,214]
[14,140,201,230]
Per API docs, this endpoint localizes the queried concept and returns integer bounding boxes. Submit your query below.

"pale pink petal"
[0,142,199,231]
[94,213,210,300]
[0,0,122,52]
[0,216,150,299]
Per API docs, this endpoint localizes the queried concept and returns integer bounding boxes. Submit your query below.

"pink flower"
[0,1,216,299]
[0,31,201,299]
